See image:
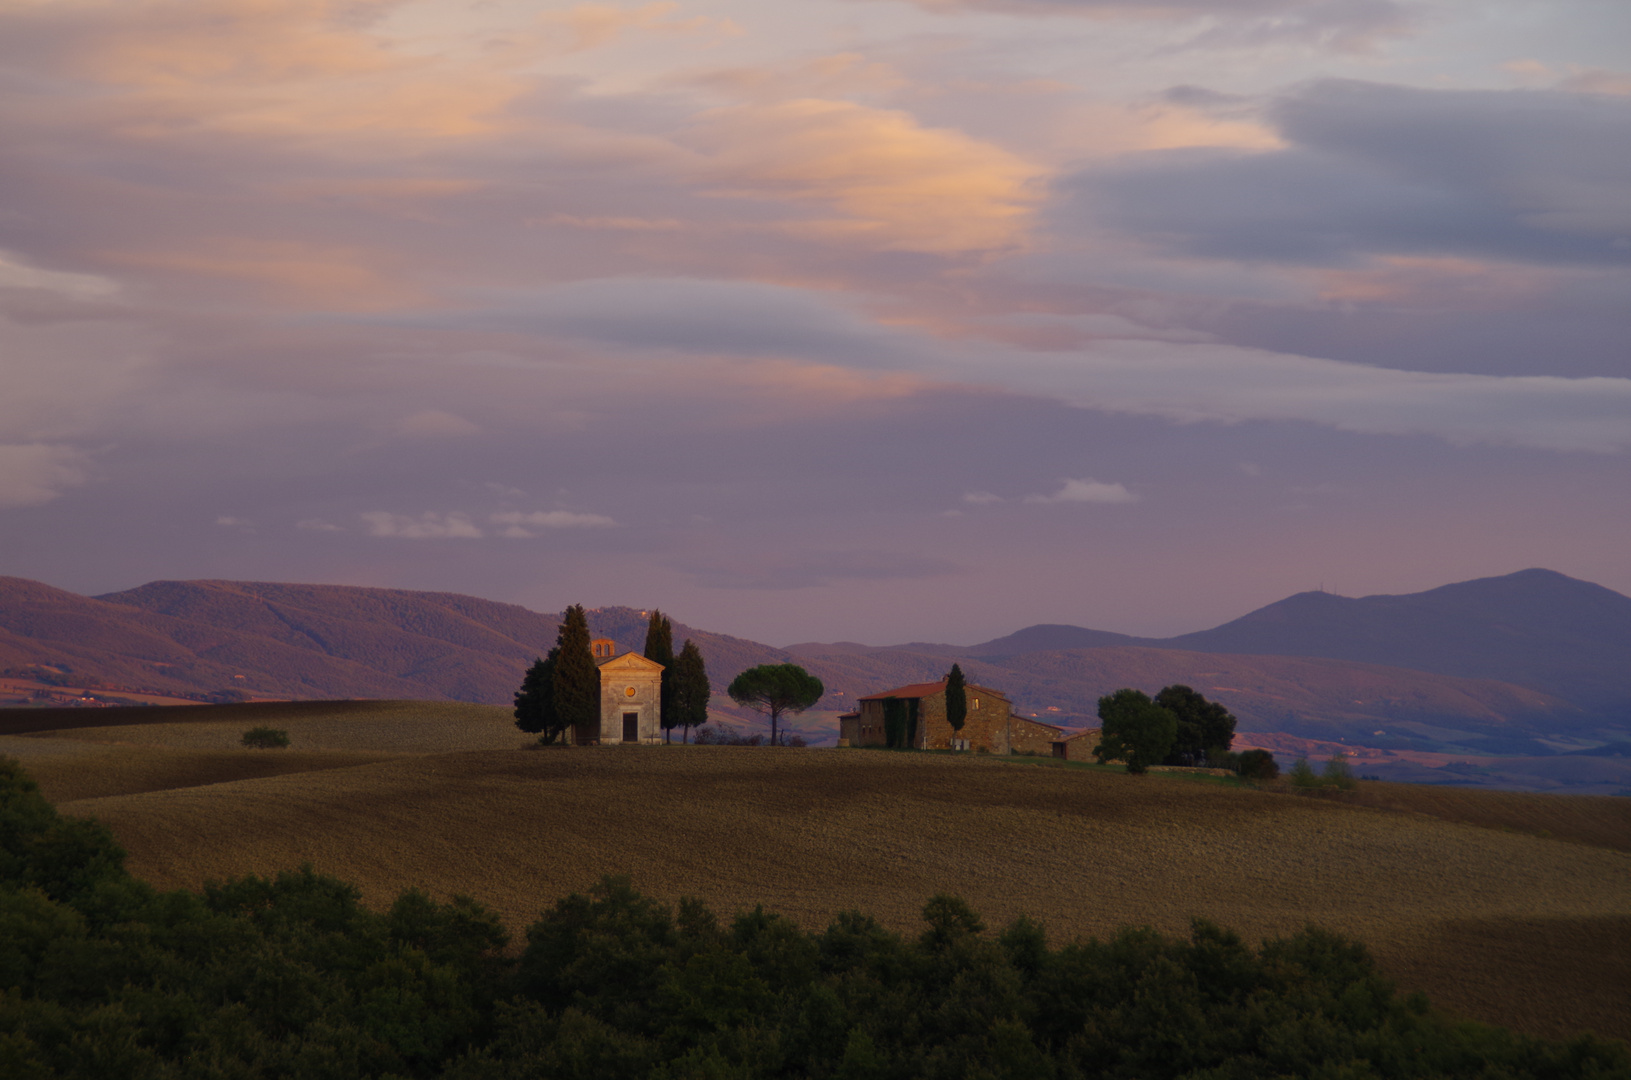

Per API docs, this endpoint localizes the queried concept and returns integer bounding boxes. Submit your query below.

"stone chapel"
[574,637,664,745]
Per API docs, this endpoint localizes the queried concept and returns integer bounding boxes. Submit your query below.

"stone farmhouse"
[1050,728,1103,761]
[572,637,664,746]
[837,679,1066,754]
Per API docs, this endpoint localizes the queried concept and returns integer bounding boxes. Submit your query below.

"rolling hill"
[6,701,1628,1044]
[1162,569,1631,718]
[1,571,1625,759]
[789,569,1631,740]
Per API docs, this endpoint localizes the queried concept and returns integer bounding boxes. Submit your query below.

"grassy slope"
[8,701,1628,1046]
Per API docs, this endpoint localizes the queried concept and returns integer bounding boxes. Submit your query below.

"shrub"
[692,726,764,746]
[1323,753,1357,790]
[1234,749,1278,781]
[1288,756,1321,789]
[241,727,290,749]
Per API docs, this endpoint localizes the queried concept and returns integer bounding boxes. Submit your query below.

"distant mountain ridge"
[1163,569,1631,716]
[1,569,1625,754]
[787,569,1631,732]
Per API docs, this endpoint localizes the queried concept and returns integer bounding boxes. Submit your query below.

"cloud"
[436,278,921,362]
[393,410,481,438]
[956,339,1631,454]
[675,549,958,590]
[1075,81,1631,268]
[688,99,1042,253]
[359,511,484,539]
[0,252,120,299]
[1024,477,1140,503]
[963,490,1004,504]
[490,510,617,537]
[540,3,741,53]
[103,240,423,311]
[296,518,344,532]
[0,0,524,138]
[0,444,92,508]
[214,515,253,529]
[414,273,1631,455]
[357,508,614,539]
[878,0,1415,51]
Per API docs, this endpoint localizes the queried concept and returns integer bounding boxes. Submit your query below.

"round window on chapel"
[625,686,637,697]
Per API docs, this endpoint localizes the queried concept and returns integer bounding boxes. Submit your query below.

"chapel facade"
[571,637,664,745]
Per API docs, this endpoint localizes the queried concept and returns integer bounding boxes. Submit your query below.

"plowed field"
[8,701,1628,1045]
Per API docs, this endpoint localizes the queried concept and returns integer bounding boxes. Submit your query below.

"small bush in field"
[1323,753,1357,790]
[692,726,764,746]
[1235,749,1279,781]
[242,727,290,749]
[1289,756,1321,789]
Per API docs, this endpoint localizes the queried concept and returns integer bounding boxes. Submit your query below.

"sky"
[1,0,1628,646]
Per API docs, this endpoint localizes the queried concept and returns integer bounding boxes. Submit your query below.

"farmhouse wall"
[918,687,1014,753]
[1009,716,1066,756]
[1052,728,1102,761]
[849,683,1016,754]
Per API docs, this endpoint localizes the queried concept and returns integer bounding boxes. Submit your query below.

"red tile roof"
[857,680,946,701]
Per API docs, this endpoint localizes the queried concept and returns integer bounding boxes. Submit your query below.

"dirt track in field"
[9,701,1629,1045]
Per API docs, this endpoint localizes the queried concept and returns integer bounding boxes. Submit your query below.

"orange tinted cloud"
[104,239,423,310]
[540,2,741,53]
[690,99,1042,254]
[722,357,933,407]
[11,0,519,137]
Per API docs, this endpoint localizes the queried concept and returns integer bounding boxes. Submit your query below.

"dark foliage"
[692,726,763,746]
[240,726,290,749]
[1235,748,1281,780]
[672,640,711,743]
[643,612,676,741]
[2,755,1627,1080]
[690,726,806,748]
[945,664,968,733]
[1154,684,1237,767]
[552,606,599,745]
[512,648,561,742]
[727,664,824,748]
[1094,688,1179,774]
[883,697,906,748]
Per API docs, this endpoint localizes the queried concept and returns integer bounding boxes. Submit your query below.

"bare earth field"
[8,701,1629,1047]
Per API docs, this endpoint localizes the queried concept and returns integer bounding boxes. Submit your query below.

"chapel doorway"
[622,713,639,743]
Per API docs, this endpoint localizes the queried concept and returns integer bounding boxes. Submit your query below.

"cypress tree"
[513,647,563,743]
[672,639,711,743]
[945,664,968,736]
[552,604,600,744]
[643,610,676,742]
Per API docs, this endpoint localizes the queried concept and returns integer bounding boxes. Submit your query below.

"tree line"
[2,756,1622,1079]
[1094,685,1277,779]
